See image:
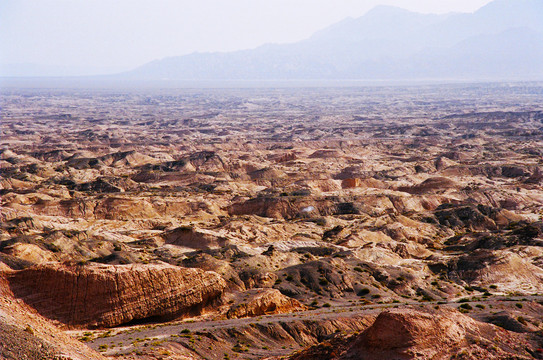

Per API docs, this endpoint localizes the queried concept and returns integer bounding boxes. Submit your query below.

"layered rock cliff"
[0,270,107,360]
[7,263,226,328]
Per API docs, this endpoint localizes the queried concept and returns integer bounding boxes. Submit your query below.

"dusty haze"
[1,0,494,77]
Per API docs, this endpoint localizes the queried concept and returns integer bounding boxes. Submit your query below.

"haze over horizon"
[1,0,494,77]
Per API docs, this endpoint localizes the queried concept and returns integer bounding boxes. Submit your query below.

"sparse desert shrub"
[319,278,329,286]
[357,288,370,296]
[421,294,434,302]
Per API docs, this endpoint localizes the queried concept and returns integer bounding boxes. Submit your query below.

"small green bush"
[357,288,370,296]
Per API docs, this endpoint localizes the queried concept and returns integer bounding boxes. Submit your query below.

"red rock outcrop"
[352,308,468,358]
[227,197,310,219]
[226,288,307,319]
[398,176,458,194]
[289,307,536,360]
[163,226,228,250]
[341,178,361,189]
[0,270,107,360]
[7,262,226,328]
[340,178,386,190]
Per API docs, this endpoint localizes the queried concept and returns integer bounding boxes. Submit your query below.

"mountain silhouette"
[127,0,543,81]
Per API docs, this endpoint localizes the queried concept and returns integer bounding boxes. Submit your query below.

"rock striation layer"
[226,288,307,319]
[0,270,107,360]
[7,262,226,328]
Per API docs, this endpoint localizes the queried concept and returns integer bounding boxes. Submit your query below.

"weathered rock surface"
[442,249,543,293]
[226,288,307,319]
[350,308,471,359]
[6,262,226,328]
[0,271,107,360]
[163,226,229,250]
[398,176,458,194]
[289,308,536,360]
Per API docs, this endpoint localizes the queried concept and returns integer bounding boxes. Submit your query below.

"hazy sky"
[0,0,494,73]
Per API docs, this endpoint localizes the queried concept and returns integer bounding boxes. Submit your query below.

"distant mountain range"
[127,0,543,81]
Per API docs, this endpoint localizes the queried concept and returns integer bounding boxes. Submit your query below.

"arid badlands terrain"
[1,82,543,359]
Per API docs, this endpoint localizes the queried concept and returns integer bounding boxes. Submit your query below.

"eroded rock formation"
[7,263,226,328]
[289,308,537,360]
[226,288,307,319]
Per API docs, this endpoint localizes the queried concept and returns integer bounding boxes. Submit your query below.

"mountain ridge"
[124,0,543,81]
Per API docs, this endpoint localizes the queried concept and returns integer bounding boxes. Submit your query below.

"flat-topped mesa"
[6,262,226,328]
